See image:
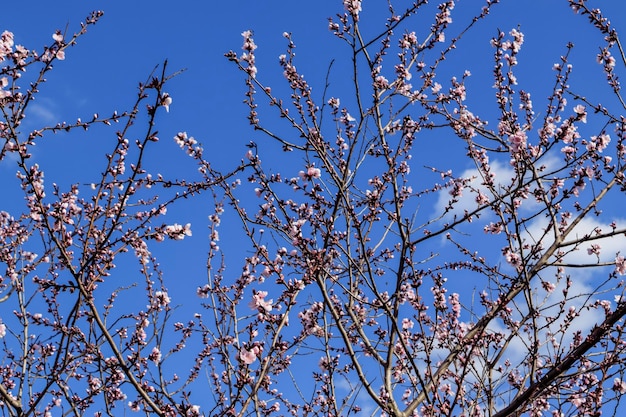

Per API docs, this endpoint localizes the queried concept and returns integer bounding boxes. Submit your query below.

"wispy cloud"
[25,99,58,125]
[432,159,515,221]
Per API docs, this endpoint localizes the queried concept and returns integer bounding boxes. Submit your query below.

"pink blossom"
[299,165,322,180]
[475,191,489,205]
[508,130,527,153]
[148,347,162,363]
[161,93,172,112]
[164,223,192,240]
[561,145,577,158]
[308,166,321,178]
[587,244,601,256]
[484,222,504,235]
[327,97,340,108]
[343,0,362,19]
[1,30,14,48]
[0,322,5,338]
[597,49,616,67]
[196,284,210,298]
[0,31,14,61]
[505,249,522,270]
[599,299,612,313]
[152,291,171,308]
[0,76,9,99]
[319,356,330,370]
[542,280,556,293]
[573,104,586,123]
[449,293,461,317]
[186,405,201,417]
[374,75,389,89]
[510,28,524,53]
[613,378,626,394]
[402,389,412,401]
[239,345,260,365]
[399,32,417,48]
[249,290,273,313]
[240,30,258,78]
[588,134,611,153]
[570,394,584,408]
[559,121,579,144]
[615,255,626,275]
[402,318,414,330]
[268,403,280,412]
[241,30,257,52]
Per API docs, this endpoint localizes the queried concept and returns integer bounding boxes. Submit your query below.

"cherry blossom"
[573,104,587,123]
[587,244,601,256]
[2,3,626,417]
[239,345,261,365]
[186,405,201,417]
[615,255,626,275]
[152,291,171,308]
[164,223,192,240]
[161,93,172,112]
[343,0,362,19]
[249,290,273,313]
[508,130,527,153]
[614,378,626,394]
[148,347,162,364]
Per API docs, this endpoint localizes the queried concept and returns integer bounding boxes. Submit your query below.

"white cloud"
[483,213,625,372]
[432,159,515,220]
[524,214,626,266]
[25,100,58,124]
[334,377,377,415]
[432,155,568,222]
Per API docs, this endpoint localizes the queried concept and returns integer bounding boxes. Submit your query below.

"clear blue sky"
[2,0,626,414]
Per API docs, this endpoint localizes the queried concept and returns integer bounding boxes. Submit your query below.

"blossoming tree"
[2,0,626,416]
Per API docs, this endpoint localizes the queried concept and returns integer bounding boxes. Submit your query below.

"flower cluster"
[151,290,171,309]
[343,0,362,20]
[164,223,192,240]
[616,255,626,275]
[0,30,14,61]
[298,165,322,181]
[240,30,257,78]
[249,290,273,313]
[239,344,261,365]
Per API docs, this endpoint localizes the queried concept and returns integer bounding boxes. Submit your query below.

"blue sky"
[0,2,618,205]
[2,0,626,415]
[1,0,622,183]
